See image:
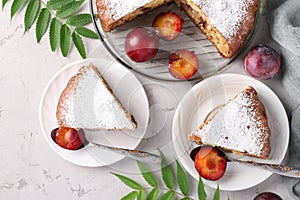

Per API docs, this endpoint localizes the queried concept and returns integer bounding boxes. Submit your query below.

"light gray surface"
[0,1,297,199]
[268,0,300,199]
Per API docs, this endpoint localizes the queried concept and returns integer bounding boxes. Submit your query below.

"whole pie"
[96,0,259,58]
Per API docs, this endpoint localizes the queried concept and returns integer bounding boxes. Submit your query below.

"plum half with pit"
[244,44,281,80]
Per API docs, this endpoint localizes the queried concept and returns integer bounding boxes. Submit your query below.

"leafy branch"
[2,0,99,58]
[112,151,227,200]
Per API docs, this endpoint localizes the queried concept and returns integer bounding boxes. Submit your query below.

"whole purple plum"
[244,45,281,80]
[253,192,282,200]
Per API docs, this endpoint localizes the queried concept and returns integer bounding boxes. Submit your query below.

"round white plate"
[39,58,149,167]
[172,73,289,191]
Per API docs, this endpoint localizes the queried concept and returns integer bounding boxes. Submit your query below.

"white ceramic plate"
[172,73,289,191]
[39,58,149,167]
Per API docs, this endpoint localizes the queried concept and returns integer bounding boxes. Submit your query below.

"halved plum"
[194,146,227,181]
[168,49,199,80]
[152,12,183,41]
[54,127,85,150]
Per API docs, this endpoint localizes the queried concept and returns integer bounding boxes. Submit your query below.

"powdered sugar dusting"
[58,65,135,130]
[193,0,254,39]
[102,0,152,20]
[193,88,270,157]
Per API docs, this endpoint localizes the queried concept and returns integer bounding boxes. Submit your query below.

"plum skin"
[253,192,282,200]
[125,27,159,62]
[244,44,281,80]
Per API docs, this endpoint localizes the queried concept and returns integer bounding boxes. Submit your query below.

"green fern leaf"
[72,32,86,58]
[66,13,92,26]
[75,27,98,39]
[49,17,61,51]
[60,24,71,57]
[137,161,158,187]
[213,184,220,200]
[159,150,174,190]
[56,0,84,19]
[112,173,142,190]
[2,0,10,10]
[147,188,159,200]
[176,160,189,196]
[46,0,74,10]
[11,0,27,19]
[36,8,51,43]
[24,0,40,33]
[161,191,175,200]
[137,189,146,200]
[121,191,138,200]
[198,176,207,200]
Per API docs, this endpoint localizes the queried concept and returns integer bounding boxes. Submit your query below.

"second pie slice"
[188,86,271,159]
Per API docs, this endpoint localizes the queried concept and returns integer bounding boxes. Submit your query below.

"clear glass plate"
[90,0,263,81]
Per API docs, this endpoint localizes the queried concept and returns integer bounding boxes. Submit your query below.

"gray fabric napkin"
[267,0,300,198]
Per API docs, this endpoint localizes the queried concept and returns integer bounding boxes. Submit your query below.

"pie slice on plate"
[56,63,137,130]
[189,86,271,159]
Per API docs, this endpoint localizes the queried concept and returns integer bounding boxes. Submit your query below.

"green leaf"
[46,0,74,10]
[75,27,98,39]
[66,13,92,26]
[24,0,40,33]
[112,173,142,190]
[121,191,138,200]
[11,0,27,19]
[176,160,189,196]
[161,191,175,200]
[137,161,158,187]
[56,0,84,19]
[147,188,159,200]
[2,0,10,10]
[213,184,220,200]
[49,17,61,51]
[198,176,207,200]
[159,150,174,190]
[72,32,86,58]
[137,189,146,200]
[60,24,71,57]
[36,8,51,43]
